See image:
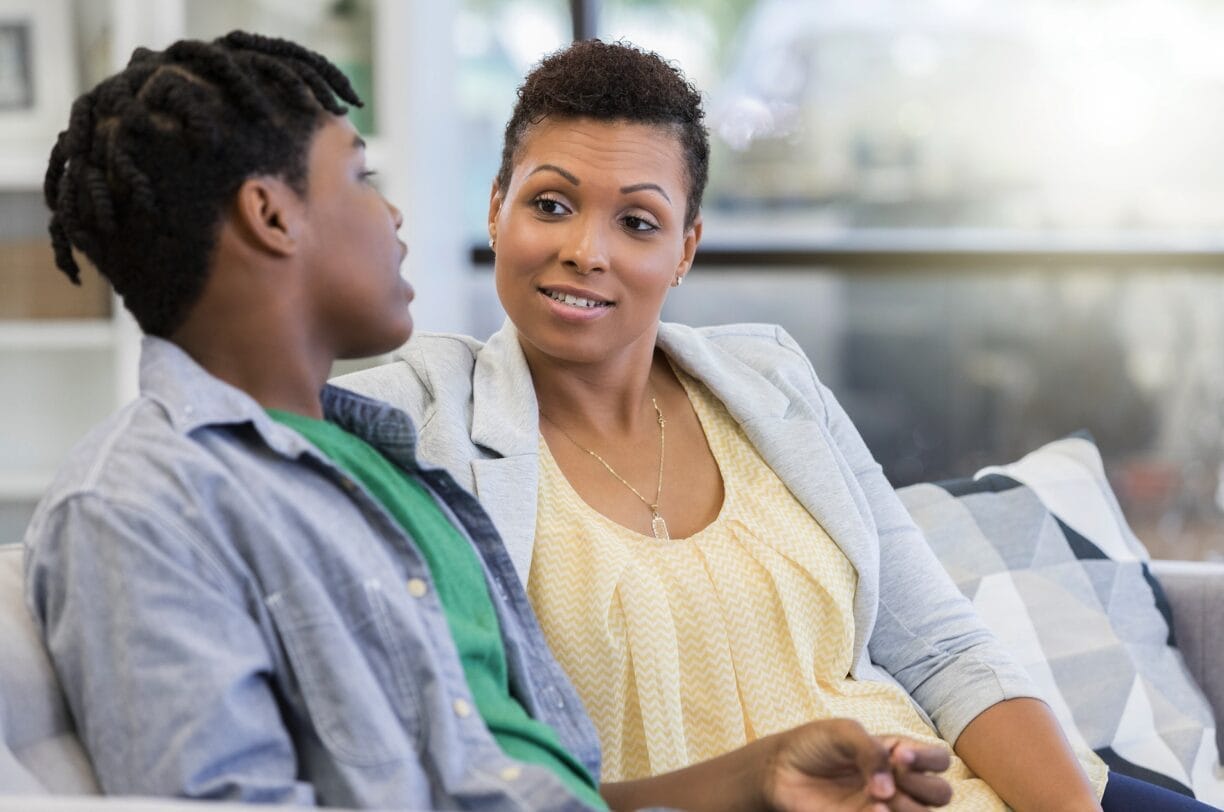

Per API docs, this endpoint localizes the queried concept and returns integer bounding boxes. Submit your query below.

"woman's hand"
[764,719,953,811]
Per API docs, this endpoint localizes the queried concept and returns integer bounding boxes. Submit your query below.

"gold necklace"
[541,397,670,542]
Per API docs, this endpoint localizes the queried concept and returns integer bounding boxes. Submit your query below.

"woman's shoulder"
[332,331,485,419]
[661,321,832,421]
[663,321,820,380]
[398,331,486,376]
[665,321,807,353]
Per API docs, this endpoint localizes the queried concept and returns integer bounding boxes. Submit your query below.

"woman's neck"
[522,335,668,437]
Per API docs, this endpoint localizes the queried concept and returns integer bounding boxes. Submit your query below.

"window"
[460,1,1224,560]
[597,0,1224,242]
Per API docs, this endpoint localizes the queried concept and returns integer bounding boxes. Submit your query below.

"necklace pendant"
[651,513,670,542]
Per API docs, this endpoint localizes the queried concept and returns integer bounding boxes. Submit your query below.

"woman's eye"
[623,215,659,233]
[359,170,378,183]
[533,197,569,216]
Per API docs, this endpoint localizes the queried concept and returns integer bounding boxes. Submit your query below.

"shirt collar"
[138,335,420,464]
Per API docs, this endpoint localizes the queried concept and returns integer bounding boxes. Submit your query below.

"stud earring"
[488,236,495,250]
[672,274,684,287]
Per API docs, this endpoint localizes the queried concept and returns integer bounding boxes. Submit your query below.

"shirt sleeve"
[24,493,316,804]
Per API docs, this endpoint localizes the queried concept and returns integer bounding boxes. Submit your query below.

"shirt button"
[453,698,472,718]
[499,766,522,782]
[406,578,428,598]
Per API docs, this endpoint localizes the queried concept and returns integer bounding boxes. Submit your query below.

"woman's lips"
[538,287,615,321]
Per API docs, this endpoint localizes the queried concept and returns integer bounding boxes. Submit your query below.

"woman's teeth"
[545,290,610,309]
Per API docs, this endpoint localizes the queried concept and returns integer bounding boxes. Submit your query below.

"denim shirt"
[23,337,602,810]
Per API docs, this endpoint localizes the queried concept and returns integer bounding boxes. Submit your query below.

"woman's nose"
[560,217,608,275]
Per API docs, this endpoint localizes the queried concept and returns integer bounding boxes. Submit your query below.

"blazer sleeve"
[781,329,1042,745]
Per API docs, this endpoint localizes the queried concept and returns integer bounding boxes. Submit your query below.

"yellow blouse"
[528,371,1107,809]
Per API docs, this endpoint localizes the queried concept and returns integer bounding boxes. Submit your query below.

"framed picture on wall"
[0,0,75,187]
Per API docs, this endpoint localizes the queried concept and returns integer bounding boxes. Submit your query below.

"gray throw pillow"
[897,434,1224,804]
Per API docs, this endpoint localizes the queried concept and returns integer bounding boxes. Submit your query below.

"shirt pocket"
[266,576,420,767]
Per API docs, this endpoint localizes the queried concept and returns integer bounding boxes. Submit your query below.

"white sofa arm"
[1150,559,1224,763]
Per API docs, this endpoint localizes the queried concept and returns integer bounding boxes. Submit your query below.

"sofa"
[2,436,1223,807]
[2,546,1222,809]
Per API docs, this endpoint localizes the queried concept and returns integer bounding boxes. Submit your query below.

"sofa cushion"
[0,544,98,793]
[898,434,1224,805]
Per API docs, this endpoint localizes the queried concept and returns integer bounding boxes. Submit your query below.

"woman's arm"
[783,335,1098,808]
[600,718,952,812]
[954,698,1100,812]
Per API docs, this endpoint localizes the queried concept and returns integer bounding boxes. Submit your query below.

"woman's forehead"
[512,118,686,184]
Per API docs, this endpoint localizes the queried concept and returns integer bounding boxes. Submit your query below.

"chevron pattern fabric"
[898,434,1224,806]
[530,371,1036,809]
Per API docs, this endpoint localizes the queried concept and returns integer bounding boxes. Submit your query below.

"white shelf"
[0,472,52,501]
[0,320,116,350]
[0,153,46,190]
[0,164,45,192]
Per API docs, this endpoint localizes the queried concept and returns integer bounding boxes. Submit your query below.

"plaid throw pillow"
[897,434,1224,803]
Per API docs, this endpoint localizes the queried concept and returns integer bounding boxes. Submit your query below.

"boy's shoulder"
[35,396,177,508]
[25,392,270,551]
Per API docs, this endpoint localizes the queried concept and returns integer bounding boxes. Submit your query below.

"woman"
[340,39,1209,811]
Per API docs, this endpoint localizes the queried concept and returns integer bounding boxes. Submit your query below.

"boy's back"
[24,337,597,808]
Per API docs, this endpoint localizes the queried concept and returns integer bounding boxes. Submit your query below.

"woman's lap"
[1101,772,1220,810]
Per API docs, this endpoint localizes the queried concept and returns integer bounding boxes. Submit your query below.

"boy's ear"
[232,176,302,257]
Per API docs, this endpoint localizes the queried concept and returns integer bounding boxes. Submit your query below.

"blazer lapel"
[470,456,539,583]
[657,324,881,614]
[469,321,543,583]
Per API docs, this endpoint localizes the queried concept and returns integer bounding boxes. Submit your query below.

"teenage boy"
[24,31,949,811]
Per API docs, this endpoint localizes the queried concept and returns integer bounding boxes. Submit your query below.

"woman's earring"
[488,236,496,251]
[672,274,684,287]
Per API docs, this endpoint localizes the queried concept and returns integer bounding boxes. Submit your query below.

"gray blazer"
[336,320,1040,744]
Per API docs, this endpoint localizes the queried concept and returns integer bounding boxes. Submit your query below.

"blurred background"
[3,0,1224,560]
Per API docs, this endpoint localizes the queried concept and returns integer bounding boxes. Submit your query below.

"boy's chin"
[338,321,414,361]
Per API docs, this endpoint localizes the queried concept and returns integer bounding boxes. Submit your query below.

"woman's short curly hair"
[496,39,709,229]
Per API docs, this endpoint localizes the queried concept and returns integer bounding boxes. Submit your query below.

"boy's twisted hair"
[45,31,362,336]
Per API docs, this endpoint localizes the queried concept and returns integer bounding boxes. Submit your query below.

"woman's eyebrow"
[528,164,580,185]
[621,182,671,202]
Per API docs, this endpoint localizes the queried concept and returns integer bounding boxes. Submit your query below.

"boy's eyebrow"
[528,164,579,185]
[621,182,671,203]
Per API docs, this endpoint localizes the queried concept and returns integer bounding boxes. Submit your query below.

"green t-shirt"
[267,409,605,810]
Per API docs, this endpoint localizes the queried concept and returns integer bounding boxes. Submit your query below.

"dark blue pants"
[1102,773,1221,811]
